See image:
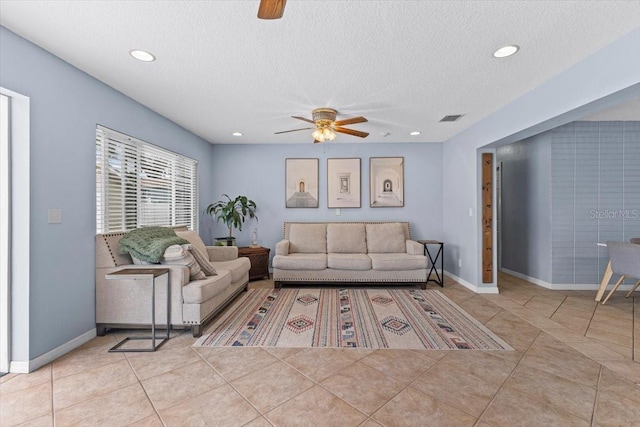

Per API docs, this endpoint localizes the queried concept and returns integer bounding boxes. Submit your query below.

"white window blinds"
[96,126,198,233]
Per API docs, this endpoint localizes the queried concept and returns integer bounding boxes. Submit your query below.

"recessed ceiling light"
[129,49,156,62]
[410,131,421,136]
[493,45,519,58]
[232,132,243,136]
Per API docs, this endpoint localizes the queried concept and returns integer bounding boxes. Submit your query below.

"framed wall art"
[369,157,404,207]
[327,158,361,208]
[285,158,319,208]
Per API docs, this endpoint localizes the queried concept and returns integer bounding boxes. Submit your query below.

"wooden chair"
[601,241,640,304]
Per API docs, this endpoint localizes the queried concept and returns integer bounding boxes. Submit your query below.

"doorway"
[0,93,10,375]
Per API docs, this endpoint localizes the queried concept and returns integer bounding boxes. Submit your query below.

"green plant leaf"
[204,194,258,237]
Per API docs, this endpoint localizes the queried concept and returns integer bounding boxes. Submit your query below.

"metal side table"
[106,268,171,352]
[417,240,444,288]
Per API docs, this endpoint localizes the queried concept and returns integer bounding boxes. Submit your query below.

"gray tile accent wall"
[551,121,640,284]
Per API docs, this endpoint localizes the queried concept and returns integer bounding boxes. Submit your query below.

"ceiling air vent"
[439,114,464,122]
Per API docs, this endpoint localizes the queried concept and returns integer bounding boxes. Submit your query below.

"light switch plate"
[335,208,341,216]
[48,208,62,224]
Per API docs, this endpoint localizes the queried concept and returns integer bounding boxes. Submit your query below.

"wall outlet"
[468,208,473,217]
[458,258,462,268]
[335,208,341,216]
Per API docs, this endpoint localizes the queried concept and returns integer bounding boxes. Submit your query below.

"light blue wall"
[0,26,215,360]
[497,134,552,282]
[497,121,640,286]
[208,143,443,263]
[443,27,640,290]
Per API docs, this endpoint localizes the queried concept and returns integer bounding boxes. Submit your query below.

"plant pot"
[214,237,236,246]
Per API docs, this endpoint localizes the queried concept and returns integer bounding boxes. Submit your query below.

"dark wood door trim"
[482,153,493,283]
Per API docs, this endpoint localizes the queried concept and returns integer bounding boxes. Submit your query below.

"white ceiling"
[580,96,640,121]
[1,1,639,145]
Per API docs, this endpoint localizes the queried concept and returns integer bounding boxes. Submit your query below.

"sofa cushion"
[272,253,327,270]
[327,223,367,253]
[211,257,251,283]
[366,223,405,253]
[327,253,372,270]
[368,253,428,271]
[288,224,327,253]
[182,270,232,304]
[175,230,208,256]
[161,245,206,281]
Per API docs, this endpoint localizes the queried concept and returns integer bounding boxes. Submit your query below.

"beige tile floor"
[2,272,639,426]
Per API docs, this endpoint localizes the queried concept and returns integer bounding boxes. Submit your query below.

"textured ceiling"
[1,1,639,144]
[581,96,640,121]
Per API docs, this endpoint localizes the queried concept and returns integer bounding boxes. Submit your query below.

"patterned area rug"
[194,288,513,350]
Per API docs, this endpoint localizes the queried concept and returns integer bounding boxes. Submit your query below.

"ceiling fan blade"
[335,127,369,138]
[292,116,315,124]
[334,116,368,126]
[258,0,287,19]
[274,127,313,134]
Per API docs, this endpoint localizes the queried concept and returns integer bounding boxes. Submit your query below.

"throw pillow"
[187,244,217,276]
[175,230,208,256]
[161,244,206,281]
[131,256,153,265]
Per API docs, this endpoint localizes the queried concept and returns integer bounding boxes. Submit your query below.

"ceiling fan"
[275,108,369,143]
[258,0,287,19]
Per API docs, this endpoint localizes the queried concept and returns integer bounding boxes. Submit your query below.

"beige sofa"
[95,229,250,337]
[272,222,428,288]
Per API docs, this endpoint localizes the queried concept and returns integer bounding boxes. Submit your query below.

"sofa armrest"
[406,240,424,256]
[275,239,290,256]
[206,245,238,262]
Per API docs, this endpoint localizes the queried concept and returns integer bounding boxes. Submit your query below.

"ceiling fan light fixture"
[278,107,368,143]
[323,127,336,141]
[129,49,156,62]
[493,45,519,58]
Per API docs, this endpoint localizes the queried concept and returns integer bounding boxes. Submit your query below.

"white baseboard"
[444,271,499,294]
[500,268,552,288]
[9,328,96,373]
[500,268,636,291]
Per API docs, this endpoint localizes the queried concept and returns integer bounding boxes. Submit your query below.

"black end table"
[417,240,444,288]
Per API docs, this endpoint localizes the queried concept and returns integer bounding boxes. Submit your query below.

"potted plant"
[205,194,258,246]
